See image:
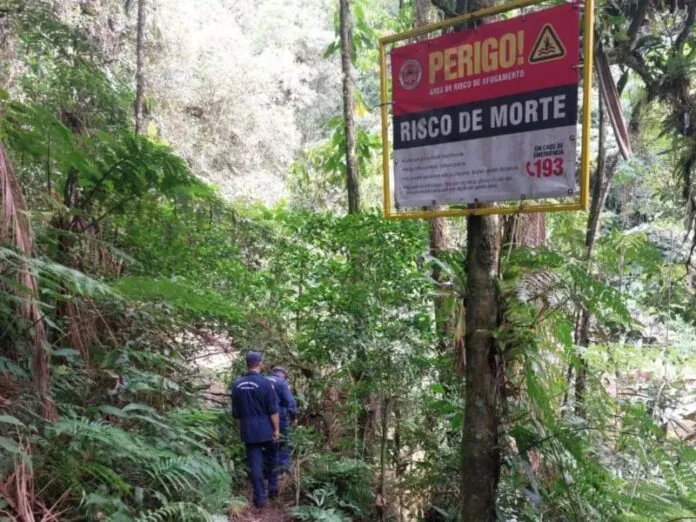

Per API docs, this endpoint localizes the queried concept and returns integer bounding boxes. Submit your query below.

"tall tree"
[134,0,146,135]
[462,212,501,521]
[573,9,642,414]
[413,0,452,356]
[338,0,369,453]
[0,144,56,421]
[574,96,612,415]
[415,0,430,26]
[430,218,452,353]
[503,213,546,248]
[337,0,369,459]
[339,0,361,213]
[437,1,502,520]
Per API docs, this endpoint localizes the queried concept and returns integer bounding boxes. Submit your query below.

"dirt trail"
[230,504,290,522]
[226,481,294,522]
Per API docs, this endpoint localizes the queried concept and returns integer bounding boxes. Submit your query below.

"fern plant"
[290,505,352,522]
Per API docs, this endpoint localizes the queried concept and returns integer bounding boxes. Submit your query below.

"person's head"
[272,366,288,380]
[246,351,263,371]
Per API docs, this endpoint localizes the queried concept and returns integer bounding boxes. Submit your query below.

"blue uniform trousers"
[245,441,278,507]
[277,422,292,472]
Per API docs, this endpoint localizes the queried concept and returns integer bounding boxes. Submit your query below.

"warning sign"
[529,24,566,63]
[390,4,580,209]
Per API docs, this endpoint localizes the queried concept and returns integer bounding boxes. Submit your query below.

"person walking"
[266,366,297,473]
[231,351,280,508]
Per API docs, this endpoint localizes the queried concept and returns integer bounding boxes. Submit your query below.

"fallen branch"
[200,391,231,398]
[670,416,696,441]
[596,41,633,159]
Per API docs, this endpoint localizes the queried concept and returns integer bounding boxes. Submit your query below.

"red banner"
[391,4,580,117]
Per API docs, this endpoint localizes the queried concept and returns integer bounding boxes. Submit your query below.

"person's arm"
[271,413,280,441]
[266,382,280,440]
[276,381,289,409]
[284,385,297,422]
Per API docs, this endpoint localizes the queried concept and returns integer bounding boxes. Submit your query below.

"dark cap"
[246,351,263,365]
[272,366,288,377]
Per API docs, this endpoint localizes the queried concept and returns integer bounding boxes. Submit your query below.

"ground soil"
[230,504,290,522]
[228,477,294,522]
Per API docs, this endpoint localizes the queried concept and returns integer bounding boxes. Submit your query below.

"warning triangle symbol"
[529,24,566,63]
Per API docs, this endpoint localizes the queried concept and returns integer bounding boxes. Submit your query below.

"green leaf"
[52,348,82,358]
[99,405,128,417]
[0,436,21,454]
[353,1,365,22]
[429,383,445,394]
[0,415,25,428]
[122,403,156,414]
[324,41,339,58]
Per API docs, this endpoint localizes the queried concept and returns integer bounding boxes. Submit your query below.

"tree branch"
[81,157,127,209]
[675,0,696,52]
[597,41,633,159]
[82,197,131,233]
[201,391,231,397]
[431,0,458,18]
[626,0,652,50]
[617,69,630,96]
[624,52,657,95]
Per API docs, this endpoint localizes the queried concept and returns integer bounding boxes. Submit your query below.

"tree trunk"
[376,395,391,521]
[340,0,360,213]
[503,213,546,248]
[394,399,404,522]
[449,1,501,519]
[574,96,605,415]
[134,0,146,135]
[414,0,453,355]
[415,0,430,26]
[338,0,367,454]
[575,91,618,416]
[585,96,610,259]
[574,310,591,416]
[461,214,501,522]
[430,218,454,352]
[0,144,57,421]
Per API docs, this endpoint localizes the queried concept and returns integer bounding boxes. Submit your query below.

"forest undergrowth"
[2,0,696,521]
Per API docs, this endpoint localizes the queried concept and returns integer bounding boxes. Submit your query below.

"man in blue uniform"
[266,366,297,473]
[231,351,280,508]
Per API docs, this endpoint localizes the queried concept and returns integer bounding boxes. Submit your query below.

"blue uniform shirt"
[231,371,279,444]
[266,374,297,426]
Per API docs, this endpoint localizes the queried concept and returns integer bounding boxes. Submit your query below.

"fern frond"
[136,502,213,522]
[0,142,54,419]
[290,506,352,522]
[83,462,131,494]
[516,269,561,304]
[50,417,143,456]
[144,456,228,499]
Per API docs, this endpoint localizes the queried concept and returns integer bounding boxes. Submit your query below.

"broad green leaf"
[0,415,25,428]
[99,405,128,418]
[52,348,82,358]
[0,436,21,454]
[429,383,445,394]
[122,403,156,414]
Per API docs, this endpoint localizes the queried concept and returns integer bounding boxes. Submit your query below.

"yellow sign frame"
[378,0,595,220]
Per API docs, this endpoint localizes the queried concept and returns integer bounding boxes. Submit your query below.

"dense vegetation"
[1,0,696,521]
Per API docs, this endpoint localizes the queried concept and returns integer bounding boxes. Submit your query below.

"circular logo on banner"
[399,59,422,90]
